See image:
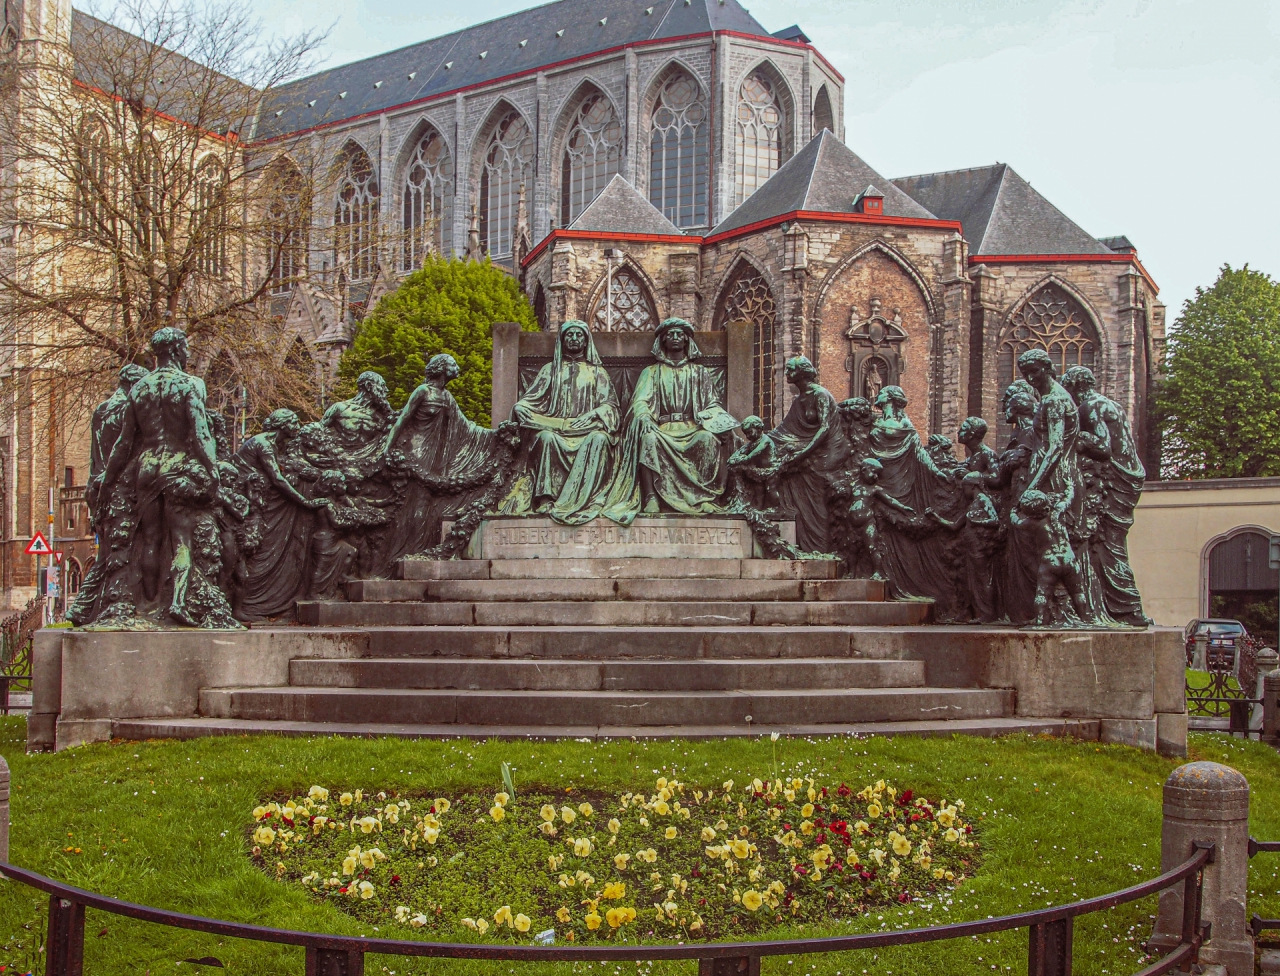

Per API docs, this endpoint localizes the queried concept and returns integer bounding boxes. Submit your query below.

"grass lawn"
[2,719,1280,976]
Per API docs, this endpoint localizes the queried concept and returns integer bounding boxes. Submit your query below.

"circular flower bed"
[250,775,977,942]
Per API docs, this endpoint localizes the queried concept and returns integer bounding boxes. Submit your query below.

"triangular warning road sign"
[25,532,51,555]
[54,551,64,564]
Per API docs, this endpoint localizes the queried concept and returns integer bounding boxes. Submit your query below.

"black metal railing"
[1249,836,1280,938]
[0,594,41,714]
[0,844,1214,976]
[1186,634,1262,736]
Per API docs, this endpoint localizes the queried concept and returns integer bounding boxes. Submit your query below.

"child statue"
[1009,488,1090,627]
[927,471,1003,623]
[847,457,919,581]
[728,415,781,511]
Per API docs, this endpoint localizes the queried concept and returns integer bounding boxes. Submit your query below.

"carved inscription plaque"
[455,517,795,560]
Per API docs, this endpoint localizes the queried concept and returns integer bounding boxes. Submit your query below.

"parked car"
[1184,618,1247,670]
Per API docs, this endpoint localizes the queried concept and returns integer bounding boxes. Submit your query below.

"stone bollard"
[0,753,8,863]
[1150,761,1252,975]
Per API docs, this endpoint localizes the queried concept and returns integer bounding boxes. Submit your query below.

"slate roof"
[256,0,773,141]
[709,129,937,237]
[569,175,682,235]
[892,164,1111,256]
[1099,235,1136,253]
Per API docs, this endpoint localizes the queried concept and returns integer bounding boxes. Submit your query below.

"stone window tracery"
[734,70,784,208]
[266,159,309,294]
[480,110,534,258]
[402,127,454,269]
[812,85,834,134]
[648,70,708,228]
[195,155,227,277]
[75,119,112,234]
[333,143,379,281]
[560,92,622,226]
[590,267,657,333]
[716,265,778,428]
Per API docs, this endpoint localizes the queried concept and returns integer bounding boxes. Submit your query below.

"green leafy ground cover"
[2,719,1280,976]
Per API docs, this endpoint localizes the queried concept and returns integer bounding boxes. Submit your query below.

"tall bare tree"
[0,0,328,422]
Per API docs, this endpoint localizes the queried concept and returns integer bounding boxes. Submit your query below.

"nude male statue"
[100,326,227,627]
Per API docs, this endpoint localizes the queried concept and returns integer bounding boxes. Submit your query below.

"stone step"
[395,558,842,581]
[344,624,948,660]
[345,578,884,604]
[111,715,1101,743]
[288,657,926,691]
[198,685,1013,727]
[295,599,929,628]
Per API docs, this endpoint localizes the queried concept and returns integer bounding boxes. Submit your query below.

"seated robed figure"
[603,317,739,522]
[506,320,620,524]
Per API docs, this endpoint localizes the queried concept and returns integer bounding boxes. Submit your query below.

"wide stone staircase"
[109,556,1103,742]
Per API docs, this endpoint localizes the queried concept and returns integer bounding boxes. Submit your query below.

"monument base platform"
[30,555,1188,755]
[441,516,797,560]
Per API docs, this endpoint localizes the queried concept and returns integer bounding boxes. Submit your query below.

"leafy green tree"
[338,256,537,425]
[1157,264,1280,479]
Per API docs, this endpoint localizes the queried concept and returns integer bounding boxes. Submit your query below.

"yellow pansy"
[664,826,678,839]
[741,890,764,911]
[891,832,912,857]
[561,806,577,824]
[614,853,631,869]
[602,881,626,900]
[801,803,814,818]
[252,825,276,846]
[608,818,621,834]
[494,792,509,808]
[514,913,531,933]
[945,827,960,842]
[578,802,594,817]
[573,837,593,856]
[489,806,505,822]
[358,881,375,899]
[730,838,751,859]
[867,803,882,819]
[556,907,571,922]
[701,826,716,841]
[461,917,478,930]
[494,905,513,926]
[342,855,358,876]
[434,798,451,814]
[476,918,489,934]
[540,804,557,822]
[585,912,602,930]
[360,849,377,870]
[339,793,354,806]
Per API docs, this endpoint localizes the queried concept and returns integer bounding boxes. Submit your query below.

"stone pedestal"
[1150,761,1252,976]
[0,754,8,863]
[447,516,797,560]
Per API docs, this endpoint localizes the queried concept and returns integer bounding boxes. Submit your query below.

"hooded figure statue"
[602,317,738,523]
[504,319,620,524]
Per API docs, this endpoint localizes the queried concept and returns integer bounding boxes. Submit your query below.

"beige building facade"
[1131,477,1280,632]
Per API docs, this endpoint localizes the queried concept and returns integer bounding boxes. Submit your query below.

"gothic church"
[258,0,1164,463]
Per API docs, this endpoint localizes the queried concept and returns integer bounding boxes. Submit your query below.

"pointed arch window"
[479,110,533,258]
[590,267,657,333]
[812,85,834,134]
[734,70,784,208]
[996,283,1099,442]
[195,155,228,276]
[715,264,778,427]
[75,119,112,234]
[402,126,453,269]
[334,143,379,281]
[560,91,622,226]
[648,69,708,228]
[266,159,309,294]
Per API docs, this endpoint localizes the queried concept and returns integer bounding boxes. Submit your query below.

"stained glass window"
[195,155,227,277]
[590,267,657,333]
[734,71,784,208]
[266,159,309,294]
[402,127,453,269]
[480,110,534,257]
[333,143,379,281]
[648,70,708,228]
[561,92,622,226]
[716,266,778,427]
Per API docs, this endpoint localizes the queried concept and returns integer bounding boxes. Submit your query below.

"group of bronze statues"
[68,316,1149,630]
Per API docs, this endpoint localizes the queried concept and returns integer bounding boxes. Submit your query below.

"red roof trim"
[523,229,697,267]
[73,79,235,143]
[969,253,1160,293]
[703,210,962,246]
[254,30,839,146]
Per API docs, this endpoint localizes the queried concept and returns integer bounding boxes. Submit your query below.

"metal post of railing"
[1264,662,1280,746]
[305,946,365,976]
[1151,761,1252,975]
[1027,916,1072,976]
[46,895,85,976]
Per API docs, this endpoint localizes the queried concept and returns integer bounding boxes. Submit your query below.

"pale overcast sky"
[254,0,1278,322]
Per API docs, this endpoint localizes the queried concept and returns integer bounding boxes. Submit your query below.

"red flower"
[391,875,401,885]
[898,892,911,903]
[899,790,913,804]
[835,784,848,798]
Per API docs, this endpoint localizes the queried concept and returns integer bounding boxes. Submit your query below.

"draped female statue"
[503,320,619,524]
[602,318,738,522]
[372,353,517,569]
